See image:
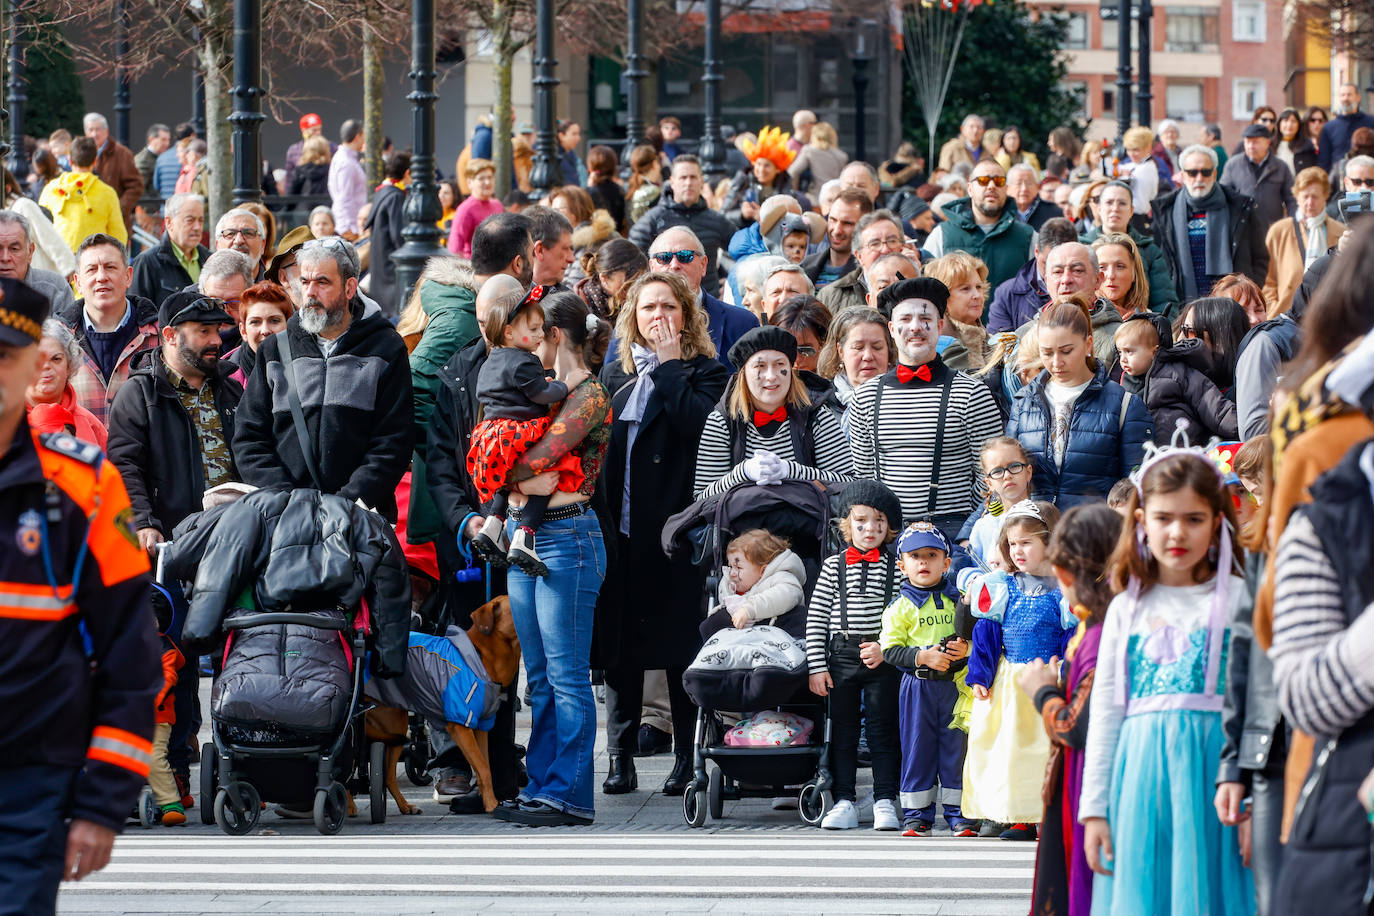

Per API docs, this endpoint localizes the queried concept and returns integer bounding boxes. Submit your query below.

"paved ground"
[58,682,1034,915]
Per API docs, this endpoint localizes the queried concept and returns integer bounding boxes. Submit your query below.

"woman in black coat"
[598,271,728,797]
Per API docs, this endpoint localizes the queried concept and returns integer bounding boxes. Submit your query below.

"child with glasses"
[967,437,1034,572]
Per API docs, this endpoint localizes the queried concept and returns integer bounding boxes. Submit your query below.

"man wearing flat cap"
[1221,124,1296,230]
[846,276,1004,544]
[107,289,243,555]
[0,276,158,915]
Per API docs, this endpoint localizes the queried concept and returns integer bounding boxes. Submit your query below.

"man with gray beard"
[232,237,413,521]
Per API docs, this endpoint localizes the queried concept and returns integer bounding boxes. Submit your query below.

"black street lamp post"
[1114,0,1133,144]
[6,0,27,183]
[698,0,726,182]
[1136,0,1153,128]
[849,19,876,164]
[528,0,560,197]
[390,0,447,306]
[114,0,131,148]
[229,0,264,204]
[623,0,645,152]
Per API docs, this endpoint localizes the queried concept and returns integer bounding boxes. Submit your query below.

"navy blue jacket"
[987,258,1047,334]
[1006,369,1153,509]
[1317,111,1374,171]
[606,291,759,372]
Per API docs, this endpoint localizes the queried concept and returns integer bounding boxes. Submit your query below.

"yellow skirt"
[960,658,1051,824]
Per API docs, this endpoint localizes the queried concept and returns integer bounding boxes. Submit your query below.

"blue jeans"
[0,765,79,916]
[504,507,605,819]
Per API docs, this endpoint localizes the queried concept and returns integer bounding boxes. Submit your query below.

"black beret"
[1242,123,1272,140]
[837,479,904,532]
[727,325,799,370]
[877,276,949,319]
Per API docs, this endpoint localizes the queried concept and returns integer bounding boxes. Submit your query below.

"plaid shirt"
[69,320,160,429]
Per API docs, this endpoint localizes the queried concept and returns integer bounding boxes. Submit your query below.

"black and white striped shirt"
[805,553,902,674]
[1270,513,1374,738]
[848,361,1004,522]
[693,408,854,500]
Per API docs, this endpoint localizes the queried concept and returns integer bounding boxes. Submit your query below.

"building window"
[1164,7,1220,53]
[1103,87,1116,117]
[1166,82,1205,122]
[1066,80,1089,120]
[1065,12,1089,50]
[1232,0,1264,42]
[1233,79,1266,120]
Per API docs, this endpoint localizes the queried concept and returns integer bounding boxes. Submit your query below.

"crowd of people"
[4,95,1374,916]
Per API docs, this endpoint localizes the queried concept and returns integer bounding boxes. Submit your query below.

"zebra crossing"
[62,829,1035,913]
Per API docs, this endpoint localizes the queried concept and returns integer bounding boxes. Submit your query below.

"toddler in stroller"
[676,517,831,826]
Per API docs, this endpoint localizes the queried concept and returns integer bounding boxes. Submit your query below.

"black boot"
[661,754,691,796]
[602,754,637,794]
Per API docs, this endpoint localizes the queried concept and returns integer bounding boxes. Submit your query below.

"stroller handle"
[223,612,351,631]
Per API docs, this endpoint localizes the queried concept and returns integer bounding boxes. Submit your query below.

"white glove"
[754,450,787,485]
[742,455,768,482]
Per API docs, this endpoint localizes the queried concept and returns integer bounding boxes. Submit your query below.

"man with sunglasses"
[628,155,734,297]
[1317,83,1374,172]
[1222,124,1296,231]
[638,226,757,369]
[923,159,1034,291]
[1150,144,1268,303]
[1324,155,1374,221]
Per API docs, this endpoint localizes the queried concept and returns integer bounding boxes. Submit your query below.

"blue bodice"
[1001,576,1068,664]
[1126,625,1231,703]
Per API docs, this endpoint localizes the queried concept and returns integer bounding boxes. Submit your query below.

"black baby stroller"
[167,487,412,836]
[664,479,835,827]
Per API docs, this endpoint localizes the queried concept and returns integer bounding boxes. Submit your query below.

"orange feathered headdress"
[741,126,796,171]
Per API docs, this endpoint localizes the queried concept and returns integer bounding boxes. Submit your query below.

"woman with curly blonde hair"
[924,251,992,370]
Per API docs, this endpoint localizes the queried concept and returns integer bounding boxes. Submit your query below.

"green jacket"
[936,198,1035,296]
[407,261,481,543]
[1080,225,1180,319]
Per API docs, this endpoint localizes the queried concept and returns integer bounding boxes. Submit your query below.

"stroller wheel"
[707,766,725,821]
[138,786,157,828]
[199,744,217,825]
[314,782,348,835]
[405,718,433,787]
[404,755,432,787]
[683,784,708,828]
[798,781,831,827]
[368,741,388,825]
[214,781,261,836]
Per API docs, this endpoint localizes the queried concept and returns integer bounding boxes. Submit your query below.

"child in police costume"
[878,521,977,836]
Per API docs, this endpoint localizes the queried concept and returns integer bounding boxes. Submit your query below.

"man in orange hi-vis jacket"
[0,276,158,916]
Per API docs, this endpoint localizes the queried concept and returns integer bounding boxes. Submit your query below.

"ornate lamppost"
[623,0,645,152]
[114,0,131,147]
[6,0,27,183]
[528,0,560,197]
[848,18,877,164]
[390,0,448,305]
[229,0,264,204]
[698,0,726,182]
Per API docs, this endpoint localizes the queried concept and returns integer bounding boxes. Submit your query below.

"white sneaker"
[820,799,858,830]
[771,796,798,810]
[872,798,900,831]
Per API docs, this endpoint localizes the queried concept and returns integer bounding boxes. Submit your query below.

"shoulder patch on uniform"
[38,431,103,467]
[113,506,139,547]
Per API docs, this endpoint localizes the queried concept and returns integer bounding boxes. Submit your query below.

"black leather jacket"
[1217,551,1286,786]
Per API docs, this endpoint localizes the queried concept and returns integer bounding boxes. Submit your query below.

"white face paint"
[888,298,942,367]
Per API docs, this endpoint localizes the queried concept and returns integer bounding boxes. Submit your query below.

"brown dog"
[365,595,520,815]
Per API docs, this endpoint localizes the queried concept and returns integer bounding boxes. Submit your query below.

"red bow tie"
[845,547,881,565]
[897,364,932,384]
[753,406,787,427]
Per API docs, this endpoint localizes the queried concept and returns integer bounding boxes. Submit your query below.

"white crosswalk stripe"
[63,832,1035,905]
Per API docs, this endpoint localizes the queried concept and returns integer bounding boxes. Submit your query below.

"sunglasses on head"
[652,250,699,265]
[1183,168,1215,178]
[971,175,1007,187]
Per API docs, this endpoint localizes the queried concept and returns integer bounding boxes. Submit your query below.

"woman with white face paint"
[844,277,1006,544]
[692,325,854,501]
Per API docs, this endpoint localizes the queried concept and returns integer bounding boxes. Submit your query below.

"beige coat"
[1263,216,1344,317]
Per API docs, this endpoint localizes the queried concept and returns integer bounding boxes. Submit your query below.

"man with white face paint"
[846,276,1004,543]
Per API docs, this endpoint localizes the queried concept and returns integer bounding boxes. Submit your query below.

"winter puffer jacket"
[168,488,409,677]
[1007,369,1153,509]
[1140,339,1238,443]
